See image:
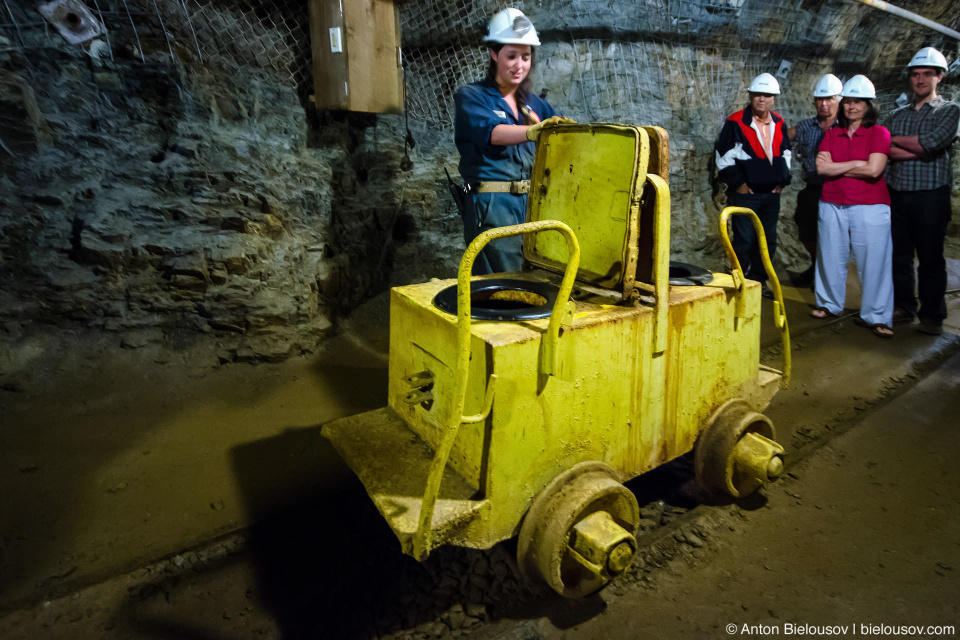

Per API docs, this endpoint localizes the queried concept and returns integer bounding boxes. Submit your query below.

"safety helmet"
[840,74,876,99]
[484,8,540,46]
[813,73,843,98]
[747,73,780,95]
[906,47,948,72]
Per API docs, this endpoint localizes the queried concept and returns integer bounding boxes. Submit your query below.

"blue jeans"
[462,191,526,275]
[729,192,780,285]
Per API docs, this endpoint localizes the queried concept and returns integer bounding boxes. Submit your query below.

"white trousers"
[814,201,894,327]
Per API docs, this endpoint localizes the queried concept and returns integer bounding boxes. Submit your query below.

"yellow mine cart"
[323,124,791,598]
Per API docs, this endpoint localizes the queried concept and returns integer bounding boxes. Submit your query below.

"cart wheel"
[695,398,785,499]
[517,462,639,598]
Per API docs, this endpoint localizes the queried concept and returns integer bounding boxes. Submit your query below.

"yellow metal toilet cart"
[323,123,792,598]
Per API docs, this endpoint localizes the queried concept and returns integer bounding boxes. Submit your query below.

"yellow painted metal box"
[382,268,775,552]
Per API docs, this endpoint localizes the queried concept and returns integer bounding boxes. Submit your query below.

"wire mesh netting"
[399,1,525,126]
[1,0,957,128]
[0,0,311,87]
[143,0,311,86]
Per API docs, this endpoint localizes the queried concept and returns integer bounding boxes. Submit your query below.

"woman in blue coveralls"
[454,8,572,274]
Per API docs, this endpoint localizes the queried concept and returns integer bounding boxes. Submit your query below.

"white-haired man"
[715,73,793,298]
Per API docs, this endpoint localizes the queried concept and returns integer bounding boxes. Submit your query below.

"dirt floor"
[491,351,960,640]
[1,259,959,639]
[0,300,390,612]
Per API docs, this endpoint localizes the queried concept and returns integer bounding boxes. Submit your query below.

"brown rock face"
[1,0,957,365]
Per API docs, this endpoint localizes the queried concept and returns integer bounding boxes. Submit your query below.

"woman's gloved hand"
[526,116,577,141]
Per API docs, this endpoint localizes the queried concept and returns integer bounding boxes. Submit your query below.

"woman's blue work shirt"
[453,78,559,274]
[454,78,558,184]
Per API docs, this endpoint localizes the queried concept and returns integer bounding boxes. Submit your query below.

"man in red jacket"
[715,73,793,298]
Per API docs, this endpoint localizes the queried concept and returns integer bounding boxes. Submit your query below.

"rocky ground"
[1,263,959,639]
[492,349,960,640]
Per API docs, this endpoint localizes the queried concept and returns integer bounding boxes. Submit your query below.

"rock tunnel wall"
[0,0,958,368]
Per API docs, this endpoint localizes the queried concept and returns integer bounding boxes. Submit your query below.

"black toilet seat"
[433,263,711,321]
[668,261,714,286]
[433,278,562,321]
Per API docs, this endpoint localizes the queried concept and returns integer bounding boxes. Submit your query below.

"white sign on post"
[329,27,343,53]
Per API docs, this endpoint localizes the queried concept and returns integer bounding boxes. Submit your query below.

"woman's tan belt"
[476,180,530,195]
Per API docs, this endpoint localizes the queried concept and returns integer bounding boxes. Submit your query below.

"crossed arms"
[816,152,887,179]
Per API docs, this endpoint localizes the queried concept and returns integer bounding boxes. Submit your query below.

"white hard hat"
[484,8,541,46]
[813,73,843,98]
[747,73,780,95]
[906,47,948,72]
[841,75,876,99]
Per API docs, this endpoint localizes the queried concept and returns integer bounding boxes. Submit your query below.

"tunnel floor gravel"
[0,261,958,639]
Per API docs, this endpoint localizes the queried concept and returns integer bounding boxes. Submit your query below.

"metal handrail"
[718,206,791,388]
[412,220,581,559]
[646,174,671,354]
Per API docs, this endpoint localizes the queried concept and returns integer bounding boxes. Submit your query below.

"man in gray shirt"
[788,74,842,285]
[886,47,960,335]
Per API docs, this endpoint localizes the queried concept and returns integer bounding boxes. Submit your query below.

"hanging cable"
[88,0,115,61]
[177,0,203,64]
[400,47,414,171]
[151,0,176,62]
[1,0,25,49]
[120,0,145,62]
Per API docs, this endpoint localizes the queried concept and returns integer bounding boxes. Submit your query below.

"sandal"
[809,307,832,319]
[853,316,894,338]
[871,325,894,339]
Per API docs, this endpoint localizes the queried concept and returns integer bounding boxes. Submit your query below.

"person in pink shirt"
[811,75,894,338]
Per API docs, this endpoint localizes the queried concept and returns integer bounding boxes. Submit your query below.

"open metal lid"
[523,124,651,295]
